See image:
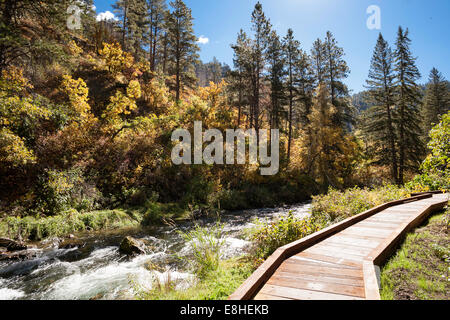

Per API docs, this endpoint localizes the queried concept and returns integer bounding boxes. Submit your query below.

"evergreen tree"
[166,0,199,101]
[231,29,252,127]
[209,57,223,84]
[147,0,168,71]
[112,0,130,49]
[113,0,148,56]
[310,38,327,84]
[323,31,353,128]
[282,29,301,160]
[267,30,285,130]
[250,2,271,135]
[394,26,424,183]
[363,33,399,184]
[423,68,449,133]
[295,50,314,127]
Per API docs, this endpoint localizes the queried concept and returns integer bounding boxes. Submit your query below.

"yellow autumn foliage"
[0,128,36,167]
[98,42,135,77]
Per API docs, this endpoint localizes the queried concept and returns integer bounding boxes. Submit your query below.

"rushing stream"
[0,202,311,300]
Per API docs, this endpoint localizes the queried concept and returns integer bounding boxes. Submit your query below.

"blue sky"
[93,0,450,93]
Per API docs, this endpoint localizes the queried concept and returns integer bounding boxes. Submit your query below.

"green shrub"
[182,175,215,207]
[247,212,322,261]
[207,189,247,211]
[408,112,450,192]
[311,185,410,223]
[406,173,449,192]
[33,168,101,215]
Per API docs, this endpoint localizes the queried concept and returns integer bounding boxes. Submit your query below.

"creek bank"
[0,238,34,261]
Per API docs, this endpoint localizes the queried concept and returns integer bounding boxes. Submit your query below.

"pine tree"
[250,2,271,135]
[423,68,449,133]
[113,0,130,50]
[295,50,314,127]
[282,29,301,161]
[323,31,353,128]
[113,0,148,56]
[310,38,327,84]
[394,26,424,183]
[363,33,399,184]
[209,57,223,84]
[267,30,285,130]
[166,0,199,101]
[231,29,252,127]
[147,0,167,71]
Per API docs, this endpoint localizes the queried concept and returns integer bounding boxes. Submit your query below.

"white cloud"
[96,11,117,22]
[197,36,209,45]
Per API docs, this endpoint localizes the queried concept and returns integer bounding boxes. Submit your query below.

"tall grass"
[134,258,254,300]
[178,222,225,278]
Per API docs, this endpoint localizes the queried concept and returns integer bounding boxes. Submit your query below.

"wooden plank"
[357,221,401,230]
[315,242,374,256]
[280,259,364,278]
[304,246,366,262]
[385,205,424,209]
[259,284,365,300]
[341,226,393,237]
[278,193,432,261]
[324,234,381,249]
[358,217,402,225]
[325,232,386,241]
[289,255,358,269]
[381,210,419,215]
[365,217,410,224]
[274,270,365,287]
[373,212,416,218]
[296,251,362,269]
[254,293,292,300]
[267,275,365,298]
[365,215,412,221]
[363,260,380,300]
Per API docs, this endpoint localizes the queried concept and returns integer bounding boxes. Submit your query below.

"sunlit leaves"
[0,128,36,167]
[60,75,93,123]
[98,42,135,78]
[0,66,33,96]
[67,40,83,57]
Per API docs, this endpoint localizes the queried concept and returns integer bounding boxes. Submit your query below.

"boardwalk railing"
[229,192,448,300]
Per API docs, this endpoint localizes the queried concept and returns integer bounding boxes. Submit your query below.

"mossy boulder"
[119,236,146,256]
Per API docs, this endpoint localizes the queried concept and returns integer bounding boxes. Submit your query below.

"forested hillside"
[0,0,448,224]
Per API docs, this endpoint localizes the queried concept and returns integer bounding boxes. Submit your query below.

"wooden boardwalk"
[229,192,448,300]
